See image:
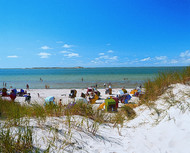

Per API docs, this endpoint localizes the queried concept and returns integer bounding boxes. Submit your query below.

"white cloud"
[60,51,70,54]
[64,53,79,58]
[62,44,73,48]
[61,50,79,58]
[99,55,109,59]
[7,55,18,58]
[91,60,98,64]
[155,56,167,60]
[92,54,118,64]
[56,41,64,44]
[38,52,51,58]
[41,46,53,50]
[170,59,178,64]
[140,57,151,62]
[180,50,190,58]
[99,53,105,56]
[110,56,118,60]
[107,50,113,53]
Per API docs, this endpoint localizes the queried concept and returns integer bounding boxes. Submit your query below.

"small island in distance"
[26,66,84,69]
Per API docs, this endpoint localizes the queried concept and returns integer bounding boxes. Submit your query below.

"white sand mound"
[2,84,190,152]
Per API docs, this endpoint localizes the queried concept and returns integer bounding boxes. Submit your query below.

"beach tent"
[117,90,124,95]
[75,97,88,104]
[44,96,56,105]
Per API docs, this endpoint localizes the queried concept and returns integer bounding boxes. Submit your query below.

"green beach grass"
[140,66,190,106]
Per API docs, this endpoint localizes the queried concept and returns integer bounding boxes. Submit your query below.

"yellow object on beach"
[122,89,127,93]
[125,103,138,108]
[90,94,99,104]
[130,89,137,95]
[98,102,105,110]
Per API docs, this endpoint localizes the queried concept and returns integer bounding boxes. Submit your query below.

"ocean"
[0,67,185,89]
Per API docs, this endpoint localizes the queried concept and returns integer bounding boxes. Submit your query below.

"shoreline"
[1,81,143,90]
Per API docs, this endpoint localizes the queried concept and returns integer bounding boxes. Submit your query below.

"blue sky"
[0,0,190,68]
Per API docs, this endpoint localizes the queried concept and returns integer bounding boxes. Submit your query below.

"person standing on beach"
[10,90,16,101]
[26,84,29,90]
[104,83,106,88]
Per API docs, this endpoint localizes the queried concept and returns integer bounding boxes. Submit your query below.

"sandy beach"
[14,87,140,107]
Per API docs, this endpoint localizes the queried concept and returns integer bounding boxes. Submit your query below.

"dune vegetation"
[140,66,190,106]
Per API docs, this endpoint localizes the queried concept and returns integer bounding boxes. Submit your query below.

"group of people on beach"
[0,82,31,103]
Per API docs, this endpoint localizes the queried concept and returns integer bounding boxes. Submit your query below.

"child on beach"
[25,93,31,104]
[59,99,62,107]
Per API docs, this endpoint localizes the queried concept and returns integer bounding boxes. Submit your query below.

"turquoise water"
[0,67,185,89]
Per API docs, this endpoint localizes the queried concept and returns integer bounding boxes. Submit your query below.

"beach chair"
[87,87,93,93]
[94,90,100,96]
[122,88,127,93]
[112,97,119,109]
[105,98,117,112]
[25,93,31,104]
[105,88,109,94]
[18,89,25,96]
[90,94,99,104]
[109,88,112,95]
[69,89,77,98]
[2,88,7,96]
[81,92,86,98]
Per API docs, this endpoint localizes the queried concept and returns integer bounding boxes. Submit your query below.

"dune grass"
[0,97,136,151]
[140,66,190,106]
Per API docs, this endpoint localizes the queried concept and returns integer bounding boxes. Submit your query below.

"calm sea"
[0,67,185,89]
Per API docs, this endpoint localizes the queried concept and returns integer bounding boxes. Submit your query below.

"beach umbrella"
[75,97,88,104]
[117,90,124,95]
[44,96,55,105]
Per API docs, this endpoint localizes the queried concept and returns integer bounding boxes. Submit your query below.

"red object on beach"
[112,97,119,109]
[10,93,16,101]
[87,87,92,93]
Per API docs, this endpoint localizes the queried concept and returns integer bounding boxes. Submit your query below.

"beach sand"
[14,88,139,106]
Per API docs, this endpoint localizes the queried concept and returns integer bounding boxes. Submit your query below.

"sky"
[0,0,190,68]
